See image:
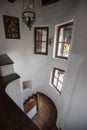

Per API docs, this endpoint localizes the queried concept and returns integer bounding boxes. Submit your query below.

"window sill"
[52,55,68,61]
[49,83,61,95]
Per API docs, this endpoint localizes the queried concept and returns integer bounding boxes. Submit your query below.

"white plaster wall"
[61,1,87,129]
[0,0,87,129]
[0,64,14,76]
[5,79,23,110]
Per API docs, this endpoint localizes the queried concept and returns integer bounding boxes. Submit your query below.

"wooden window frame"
[34,27,49,55]
[51,67,65,94]
[55,22,73,59]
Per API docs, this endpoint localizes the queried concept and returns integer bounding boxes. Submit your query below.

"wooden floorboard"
[31,92,58,130]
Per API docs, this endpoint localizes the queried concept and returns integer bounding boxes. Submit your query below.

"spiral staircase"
[0,54,39,130]
[23,92,58,130]
[0,54,58,130]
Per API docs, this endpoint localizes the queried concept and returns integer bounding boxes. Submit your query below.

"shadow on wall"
[62,55,87,129]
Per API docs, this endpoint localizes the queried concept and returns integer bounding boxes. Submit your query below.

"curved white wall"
[5,79,23,110]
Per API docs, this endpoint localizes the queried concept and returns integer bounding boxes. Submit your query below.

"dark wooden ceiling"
[42,0,60,6]
[8,0,59,6]
[8,0,15,3]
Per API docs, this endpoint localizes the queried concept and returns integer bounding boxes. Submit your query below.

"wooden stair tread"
[0,54,14,66]
[23,98,36,113]
[23,92,58,130]
[32,92,58,130]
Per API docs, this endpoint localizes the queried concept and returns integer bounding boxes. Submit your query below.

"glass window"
[51,68,65,94]
[34,27,49,55]
[55,22,73,59]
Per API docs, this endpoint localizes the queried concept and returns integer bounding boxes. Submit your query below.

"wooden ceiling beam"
[42,0,60,6]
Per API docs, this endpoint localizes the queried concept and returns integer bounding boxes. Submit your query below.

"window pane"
[55,69,59,78]
[59,72,65,82]
[59,28,64,42]
[41,42,46,52]
[57,81,62,92]
[63,43,70,57]
[65,26,73,43]
[36,42,42,52]
[57,42,64,56]
[42,29,47,41]
[36,29,42,41]
[53,78,57,87]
